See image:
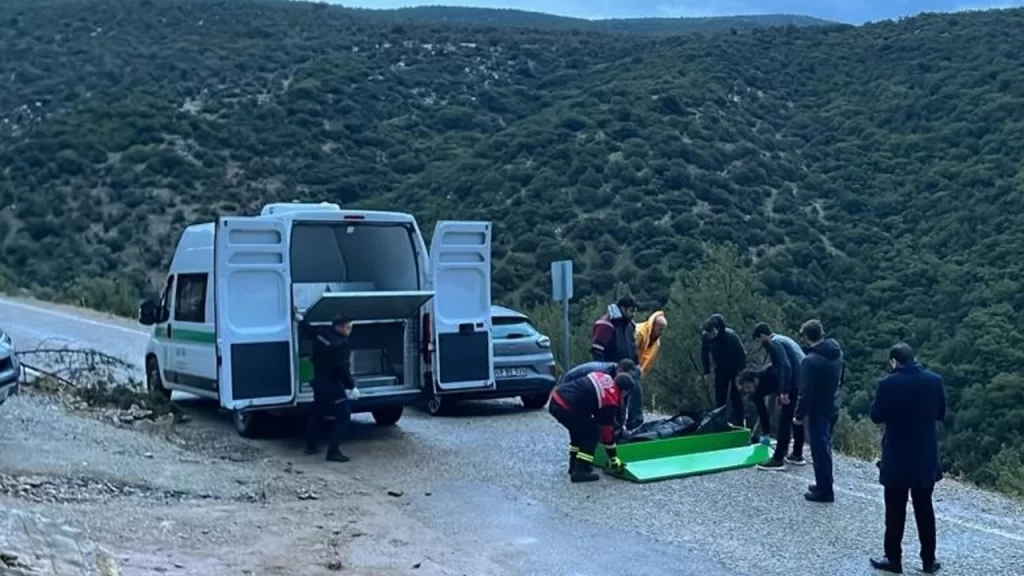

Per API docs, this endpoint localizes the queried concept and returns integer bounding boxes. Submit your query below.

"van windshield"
[290,222,420,291]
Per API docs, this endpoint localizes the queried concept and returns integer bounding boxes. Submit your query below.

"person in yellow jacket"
[635,311,667,375]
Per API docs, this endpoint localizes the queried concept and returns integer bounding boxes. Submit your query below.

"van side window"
[174,273,208,323]
[157,276,175,323]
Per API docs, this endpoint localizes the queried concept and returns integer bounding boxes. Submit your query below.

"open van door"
[214,217,296,410]
[429,221,495,392]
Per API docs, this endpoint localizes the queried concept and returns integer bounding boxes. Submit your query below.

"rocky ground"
[0,391,507,576]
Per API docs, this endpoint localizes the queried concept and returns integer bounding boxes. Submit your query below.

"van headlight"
[536,336,551,348]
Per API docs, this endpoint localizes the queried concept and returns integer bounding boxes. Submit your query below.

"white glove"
[346,388,361,401]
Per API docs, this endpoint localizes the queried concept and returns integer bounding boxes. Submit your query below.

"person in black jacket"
[869,343,945,575]
[700,313,747,426]
[793,319,843,503]
[303,315,358,462]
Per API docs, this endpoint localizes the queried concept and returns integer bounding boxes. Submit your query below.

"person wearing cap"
[751,322,808,470]
[700,313,747,427]
[590,296,643,429]
[549,359,637,483]
[302,315,358,462]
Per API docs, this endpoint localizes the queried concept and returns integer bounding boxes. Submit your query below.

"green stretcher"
[594,427,772,483]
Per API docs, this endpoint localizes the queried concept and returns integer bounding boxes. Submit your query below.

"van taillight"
[422,313,431,363]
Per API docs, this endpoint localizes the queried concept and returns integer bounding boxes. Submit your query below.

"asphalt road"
[3,295,1023,576]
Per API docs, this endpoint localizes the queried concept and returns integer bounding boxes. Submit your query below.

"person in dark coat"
[869,343,945,575]
[793,319,843,503]
[700,313,747,426]
[303,315,358,463]
[590,297,643,429]
[752,322,808,469]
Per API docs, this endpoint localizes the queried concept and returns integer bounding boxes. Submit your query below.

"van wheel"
[146,357,172,402]
[232,410,266,438]
[521,393,550,411]
[371,406,403,426]
[426,395,454,416]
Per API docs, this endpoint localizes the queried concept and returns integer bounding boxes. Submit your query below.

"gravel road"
[2,295,1023,576]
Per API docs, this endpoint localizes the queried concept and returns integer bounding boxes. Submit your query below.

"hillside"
[1,0,1023,494]
[351,6,835,35]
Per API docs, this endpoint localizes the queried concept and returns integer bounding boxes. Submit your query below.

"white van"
[138,202,496,437]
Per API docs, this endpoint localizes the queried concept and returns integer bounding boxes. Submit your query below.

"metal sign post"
[550,260,574,373]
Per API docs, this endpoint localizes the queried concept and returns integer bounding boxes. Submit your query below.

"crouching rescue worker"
[303,315,359,463]
[549,359,637,483]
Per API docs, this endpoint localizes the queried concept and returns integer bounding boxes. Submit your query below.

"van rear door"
[429,221,495,393]
[214,217,296,410]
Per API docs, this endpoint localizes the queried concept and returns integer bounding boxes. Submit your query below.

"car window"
[491,316,539,339]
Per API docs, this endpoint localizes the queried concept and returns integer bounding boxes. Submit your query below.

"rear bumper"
[446,376,555,400]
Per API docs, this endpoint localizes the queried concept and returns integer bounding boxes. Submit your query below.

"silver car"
[0,328,21,406]
[425,305,557,415]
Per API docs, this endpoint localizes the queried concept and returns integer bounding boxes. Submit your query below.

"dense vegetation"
[352,6,833,35]
[1,0,1022,495]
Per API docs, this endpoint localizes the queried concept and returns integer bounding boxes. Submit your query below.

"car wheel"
[146,357,172,402]
[371,406,404,426]
[426,394,453,416]
[521,393,550,410]
[232,410,267,438]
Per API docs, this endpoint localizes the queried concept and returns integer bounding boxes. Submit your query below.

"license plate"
[495,367,528,379]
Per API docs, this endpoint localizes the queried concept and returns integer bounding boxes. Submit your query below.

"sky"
[335,0,1024,24]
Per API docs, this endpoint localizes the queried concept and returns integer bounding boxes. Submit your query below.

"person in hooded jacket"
[591,297,643,429]
[548,359,638,483]
[700,313,747,427]
[635,311,667,376]
[793,319,844,503]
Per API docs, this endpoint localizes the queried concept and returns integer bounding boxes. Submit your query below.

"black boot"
[570,461,600,483]
[922,560,941,574]
[567,451,578,475]
[325,448,350,463]
[870,557,902,574]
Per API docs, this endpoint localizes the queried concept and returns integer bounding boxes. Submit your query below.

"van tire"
[232,410,267,438]
[371,406,403,426]
[146,357,172,402]
[521,393,550,411]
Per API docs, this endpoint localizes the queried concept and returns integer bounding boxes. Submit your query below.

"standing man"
[793,319,843,503]
[549,359,638,483]
[591,297,643,430]
[752,322,808,470]
[303,315,359,463]
[700,313,747,427]
[869,343,945,574]
[635,310,667,376]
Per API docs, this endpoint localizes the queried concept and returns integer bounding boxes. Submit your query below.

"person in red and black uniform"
[549,359,638,483]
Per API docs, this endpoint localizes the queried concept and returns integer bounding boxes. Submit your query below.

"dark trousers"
[807,414,835,494]
[549,403,599,456]
[767,398,804,461]
[714,371,744,426]
[884,484,936,565]
[305,387,351,452]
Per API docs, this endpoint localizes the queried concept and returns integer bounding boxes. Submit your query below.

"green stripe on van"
[152,326,217,344]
